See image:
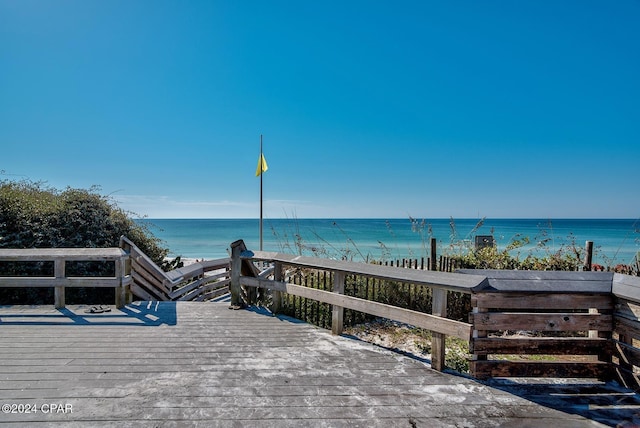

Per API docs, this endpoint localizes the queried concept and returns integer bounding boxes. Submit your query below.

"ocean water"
[136,218,640,266]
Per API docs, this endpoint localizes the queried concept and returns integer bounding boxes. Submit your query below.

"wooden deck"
[0,302,638,427]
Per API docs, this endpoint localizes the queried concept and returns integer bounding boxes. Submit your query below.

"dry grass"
[344,319,433,359]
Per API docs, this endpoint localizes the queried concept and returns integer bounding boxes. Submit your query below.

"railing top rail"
[241,250,488,294]
[613,272,640,303]
[458,269,615,294]
[0,247,127,261]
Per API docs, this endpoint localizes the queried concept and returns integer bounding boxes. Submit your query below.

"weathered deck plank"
[0,302,637,427]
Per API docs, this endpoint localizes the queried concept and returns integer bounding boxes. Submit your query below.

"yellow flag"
[255,153,268,176]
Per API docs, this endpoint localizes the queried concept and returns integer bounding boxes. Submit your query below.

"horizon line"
[134,217,639,221]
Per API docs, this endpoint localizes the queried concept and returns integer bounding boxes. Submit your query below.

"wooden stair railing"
[119,236,231,302]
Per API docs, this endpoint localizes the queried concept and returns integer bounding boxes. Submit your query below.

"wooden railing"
[0,238,231,307]
[0,247,131,308]
[3,238,638,384]
[231,239,640,385]
[231,239,486,371]
[120,236,231,302]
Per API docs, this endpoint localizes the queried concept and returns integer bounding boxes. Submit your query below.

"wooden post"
[431,288,447,371]
[470,295,488,379]
[272,261,283,314]
[54,258,65,309]
[332,271,345,335]
[115,256,126,309]
[119,237,133,304]
[124,254,133,304]
[229,240,244,309]
[584,241,594,271]
[430,238,437,271]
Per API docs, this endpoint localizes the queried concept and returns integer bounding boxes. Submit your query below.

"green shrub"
[0,179,171,304]
[448,234,585,271]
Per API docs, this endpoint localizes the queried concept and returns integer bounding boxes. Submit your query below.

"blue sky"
[1,0,639,219]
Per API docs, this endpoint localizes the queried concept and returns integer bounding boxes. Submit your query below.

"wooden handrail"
[0,247,127,260]
[0,247,130,309]
[242,250,488,293]
[120,236,231,302]
[0,237,230,305]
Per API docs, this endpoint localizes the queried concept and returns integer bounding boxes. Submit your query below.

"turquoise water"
[136,218,640,266]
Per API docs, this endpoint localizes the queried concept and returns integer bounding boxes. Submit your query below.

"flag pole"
[259,134,263,251]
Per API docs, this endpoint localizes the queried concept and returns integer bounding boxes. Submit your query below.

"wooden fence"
[466,270,640,386]
[370,256,459,272]
[465,270,615,380]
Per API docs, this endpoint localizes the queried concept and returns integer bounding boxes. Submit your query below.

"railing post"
[430,238,447,372]
[54,258,65,309]
[229,240,244,309]
[271,261,283,314]
[124,254,133,304]
[332,271,345,335]
[115,256,126,309]
[431,287,447,371]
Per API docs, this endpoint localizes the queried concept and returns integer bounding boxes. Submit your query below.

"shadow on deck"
[0,301,177,326]
[344,330,640,427]
[486,378,640,428]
